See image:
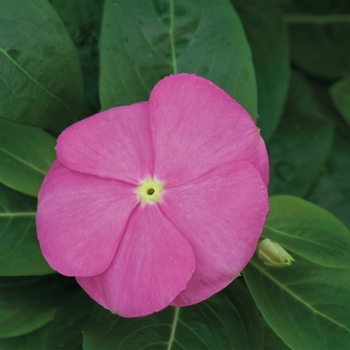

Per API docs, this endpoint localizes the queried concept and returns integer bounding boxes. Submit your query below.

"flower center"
[137,178,163,203]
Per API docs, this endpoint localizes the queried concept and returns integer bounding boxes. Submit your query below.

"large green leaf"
[83,280,263,349]
[99,0,257,118]
[306,76,350,138]
[307,134,350,230]
[280,1,350,79]
[0,0,83,132]
[51,0,104,118]
[275,0,348,14]
[46,289,93,350]
[0,119,56,197]
[268,71,334,197]
[0,323,51,350]
[233,0,290,142]
[243,195,350,349]
[329,75,350,129]
[0,183,53,276]
[0,275,74,339]
[261,319,291,350]
[262,195,350,268]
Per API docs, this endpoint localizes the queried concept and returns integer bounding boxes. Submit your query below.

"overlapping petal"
[76,204,196,317]
[36,160,138,276]
[158,160,268,306]
[56,102,154,184]
[37,73,270,318]
[149,74,269,188]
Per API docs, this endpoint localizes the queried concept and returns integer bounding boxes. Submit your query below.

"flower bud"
[257,238,295,267]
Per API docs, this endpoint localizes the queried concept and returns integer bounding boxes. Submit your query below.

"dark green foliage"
[1,0,350,348]
[233,0,290,141]
[0,0,83,133]
[268,71,334,197]
[99,0,257,118]
[83,280,263,350]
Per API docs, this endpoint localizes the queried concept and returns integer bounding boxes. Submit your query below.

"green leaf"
[0,323,51,350]
[47,289,93,350]
[307,134,350,230]
[245,256,350,350]
[275,0,349,15]
[0,119,56,197]
[261,319,291,350]
[0,0,83,132]
[282,2,350,79]
[0,275,75,339]
[305,76,350,138]
[329,75,350,128]
[262,195,350,268]
[99,0,257,118]
[50,0,104,118]
[83,279,263,350]
[233,0,290,141]
[0,183,53,276]
[268,71,334,197]
[243,195,350,349]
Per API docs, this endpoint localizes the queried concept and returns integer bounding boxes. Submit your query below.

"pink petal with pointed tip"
[36,160,138,277]
[77,204,195,317]
[158,160,268,306]
[56,102,153,184]
[149,73,269,187]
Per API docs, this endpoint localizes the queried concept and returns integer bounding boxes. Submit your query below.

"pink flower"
[36,74,269,318]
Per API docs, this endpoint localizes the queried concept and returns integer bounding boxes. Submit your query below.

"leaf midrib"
[263,225,347,252]
[249,259,350,332]
[0,212,36,217]
[169,0,177,74]
[0,147,47,175]
[285,14,350,25]
[167,307,180,350]
[0,48,73,115]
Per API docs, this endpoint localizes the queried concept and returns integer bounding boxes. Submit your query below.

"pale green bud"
[257,238,295,267]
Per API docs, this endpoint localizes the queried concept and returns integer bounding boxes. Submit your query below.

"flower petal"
[76,204,195,317]
[158,160,268,306]
[149,73,269,187]
[36,160,138,277]
[56,102,154,184]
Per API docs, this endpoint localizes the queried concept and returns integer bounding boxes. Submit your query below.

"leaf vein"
[0,48,73,115]
[0,147,47,175]
[250,260,350,332]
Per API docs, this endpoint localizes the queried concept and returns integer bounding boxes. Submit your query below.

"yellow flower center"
[137,178,163,203]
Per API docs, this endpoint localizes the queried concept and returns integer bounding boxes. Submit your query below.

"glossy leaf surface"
[0,183,53,276]
[233,0,290,141]
[0,0,83,132]
[83,280,263,349]
[262,195,350,268]
[0,119,56,196]
[99,0,257,118]
[244,195,350,349]
[268,71,334,196]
